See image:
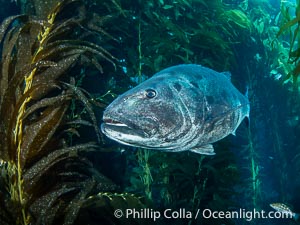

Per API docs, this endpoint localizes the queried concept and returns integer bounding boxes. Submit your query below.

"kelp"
[0,1,144,225]
[220,9,252,32]
[77,192,146,225]
[105,0,241,78]
[276,0,300,85]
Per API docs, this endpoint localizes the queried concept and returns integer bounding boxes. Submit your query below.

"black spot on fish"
[164,138,171,142]
[206,96,214,104]
[190,81,199,88]
[173,82,182,92]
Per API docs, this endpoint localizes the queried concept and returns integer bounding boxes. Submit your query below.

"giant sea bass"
[101,64,249,155]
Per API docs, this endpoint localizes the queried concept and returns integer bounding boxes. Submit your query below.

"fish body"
[101,64,249,155]
[270,203,299,220]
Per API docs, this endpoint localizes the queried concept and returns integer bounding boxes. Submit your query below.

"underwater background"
[0,0,299,224]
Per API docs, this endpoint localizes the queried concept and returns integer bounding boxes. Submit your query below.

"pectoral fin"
[189,144,215,155]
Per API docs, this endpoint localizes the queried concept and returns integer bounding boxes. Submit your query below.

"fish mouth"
[101,116,149,138]
[103,118,128,127]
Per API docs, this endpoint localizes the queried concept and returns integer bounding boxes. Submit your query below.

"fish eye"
[145,89,156,98]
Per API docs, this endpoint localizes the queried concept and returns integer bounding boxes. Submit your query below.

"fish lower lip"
[105,122,128,127]
[102,120,150,138]
[103,118,128,127]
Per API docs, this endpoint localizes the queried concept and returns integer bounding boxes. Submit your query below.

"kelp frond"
[276,1,300,85]
[0,1,142,225]
[77,192,145,225]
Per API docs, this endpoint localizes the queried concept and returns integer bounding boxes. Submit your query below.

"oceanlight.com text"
[113,208,293,221]
[200,208,293,221]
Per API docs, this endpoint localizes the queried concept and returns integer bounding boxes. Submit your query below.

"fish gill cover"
[0,0,299,225]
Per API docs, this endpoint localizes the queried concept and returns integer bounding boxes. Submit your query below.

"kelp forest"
[0,0,299,225]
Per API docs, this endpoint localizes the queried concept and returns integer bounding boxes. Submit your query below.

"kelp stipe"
[239,123,262,209]
[0,1,144,225]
